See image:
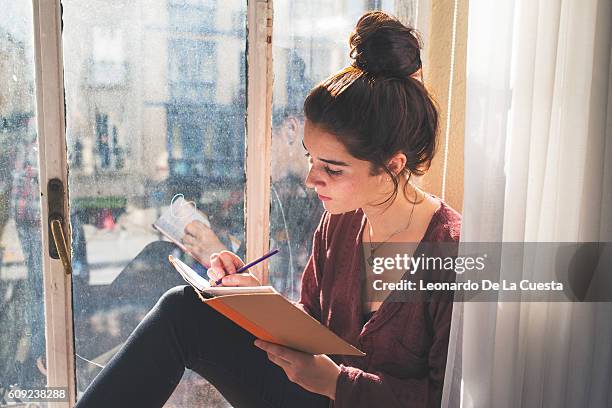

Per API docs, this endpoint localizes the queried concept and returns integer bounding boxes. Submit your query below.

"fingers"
[182,233,196,246]
[184,221,203,238]
[185,220,220,242]
[210,251,244,274]
[254,340,303,362]
[208,252,235,277]
[218,272,260,287]
[207,251,249,285]
[207,254,226,281]
[254,340,295,366]
[225,250,246,269]
[182,224,228,269]
[219,252,237,275]
[266,351,293,368]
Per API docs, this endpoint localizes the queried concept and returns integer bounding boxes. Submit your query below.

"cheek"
[322,178,373,214]
[326,176,371,206]
[328,177,357,196]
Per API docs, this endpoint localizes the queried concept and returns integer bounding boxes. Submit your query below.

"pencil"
[213,248,280,286]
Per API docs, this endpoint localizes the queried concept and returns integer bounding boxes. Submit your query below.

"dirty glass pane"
[269,0,422,300]
[62,0,246,405]
[0,0,48,396]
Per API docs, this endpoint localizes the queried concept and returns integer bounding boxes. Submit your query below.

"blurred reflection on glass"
[269,112,323,300]
[63,0,246,405]
[0,0,47,393]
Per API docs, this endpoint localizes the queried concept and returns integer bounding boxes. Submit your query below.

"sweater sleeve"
[296,212,329,322]
[333,299,453,408]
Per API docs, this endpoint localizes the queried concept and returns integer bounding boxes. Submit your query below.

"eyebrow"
[301,140,350,167]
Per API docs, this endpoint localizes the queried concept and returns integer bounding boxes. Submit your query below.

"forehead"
[303,120,350,156]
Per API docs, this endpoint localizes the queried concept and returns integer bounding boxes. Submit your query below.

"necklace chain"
[366,188,420,266]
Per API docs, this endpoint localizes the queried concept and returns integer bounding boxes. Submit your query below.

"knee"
[155,285,190,317]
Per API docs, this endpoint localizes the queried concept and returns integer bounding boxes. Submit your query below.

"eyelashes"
[304,152,343,176]
[324,167,343,176]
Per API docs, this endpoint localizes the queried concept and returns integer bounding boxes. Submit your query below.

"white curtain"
[443,0,612,406]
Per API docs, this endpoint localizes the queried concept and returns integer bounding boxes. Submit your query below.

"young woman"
[76,11,461,408]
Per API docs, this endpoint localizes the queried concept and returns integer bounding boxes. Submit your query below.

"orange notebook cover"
[168,255,365,356]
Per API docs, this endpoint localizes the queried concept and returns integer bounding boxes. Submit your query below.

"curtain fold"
[443,0,612,406]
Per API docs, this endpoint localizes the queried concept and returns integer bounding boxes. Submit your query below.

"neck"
[362,183,422,241]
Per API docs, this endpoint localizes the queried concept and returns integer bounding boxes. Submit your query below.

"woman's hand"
[254,340,341,400]
[183,220,226,266]
[207,250,261,287]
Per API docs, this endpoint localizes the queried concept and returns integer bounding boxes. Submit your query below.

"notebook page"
[168,255,276,296]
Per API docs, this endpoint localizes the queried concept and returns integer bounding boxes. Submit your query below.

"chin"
[322,200,359,215]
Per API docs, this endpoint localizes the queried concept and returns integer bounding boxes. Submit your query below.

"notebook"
[168,255,365,356]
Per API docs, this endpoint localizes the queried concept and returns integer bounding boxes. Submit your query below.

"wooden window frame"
[245,0,273,285]
[32,0,76,403]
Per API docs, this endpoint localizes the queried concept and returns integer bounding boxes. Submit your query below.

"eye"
[324,166,343,176]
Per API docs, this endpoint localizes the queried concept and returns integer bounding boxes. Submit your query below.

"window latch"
[48,178,72,275]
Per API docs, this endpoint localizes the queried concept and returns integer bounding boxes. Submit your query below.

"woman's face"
[302,120,387,214]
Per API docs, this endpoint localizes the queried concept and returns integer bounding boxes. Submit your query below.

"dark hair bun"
[349,11,422,79]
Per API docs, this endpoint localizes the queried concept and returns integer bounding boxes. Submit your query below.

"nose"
[305,166,325,190]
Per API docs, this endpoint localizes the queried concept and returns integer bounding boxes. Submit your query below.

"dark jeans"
[75,285,330,408]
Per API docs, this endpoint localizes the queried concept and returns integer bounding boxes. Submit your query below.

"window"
[168,0,216,34]
[94,112,124,170]
[1,0,430,405]
[0,0,46,394]
[62,0,246,404]
[90,27,127,87]
[168,39,216,101]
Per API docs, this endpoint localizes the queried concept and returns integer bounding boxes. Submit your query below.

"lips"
[317,193,331,201]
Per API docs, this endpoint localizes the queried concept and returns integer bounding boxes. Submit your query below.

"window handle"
[50,218,72,275]
[47,178,72,275]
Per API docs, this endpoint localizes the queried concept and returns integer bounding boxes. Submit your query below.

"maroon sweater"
[298,200,461,408]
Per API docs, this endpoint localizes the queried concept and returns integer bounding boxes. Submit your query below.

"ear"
[386,152,407,176]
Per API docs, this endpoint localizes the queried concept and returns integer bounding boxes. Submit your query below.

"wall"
[422,0,468,213]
